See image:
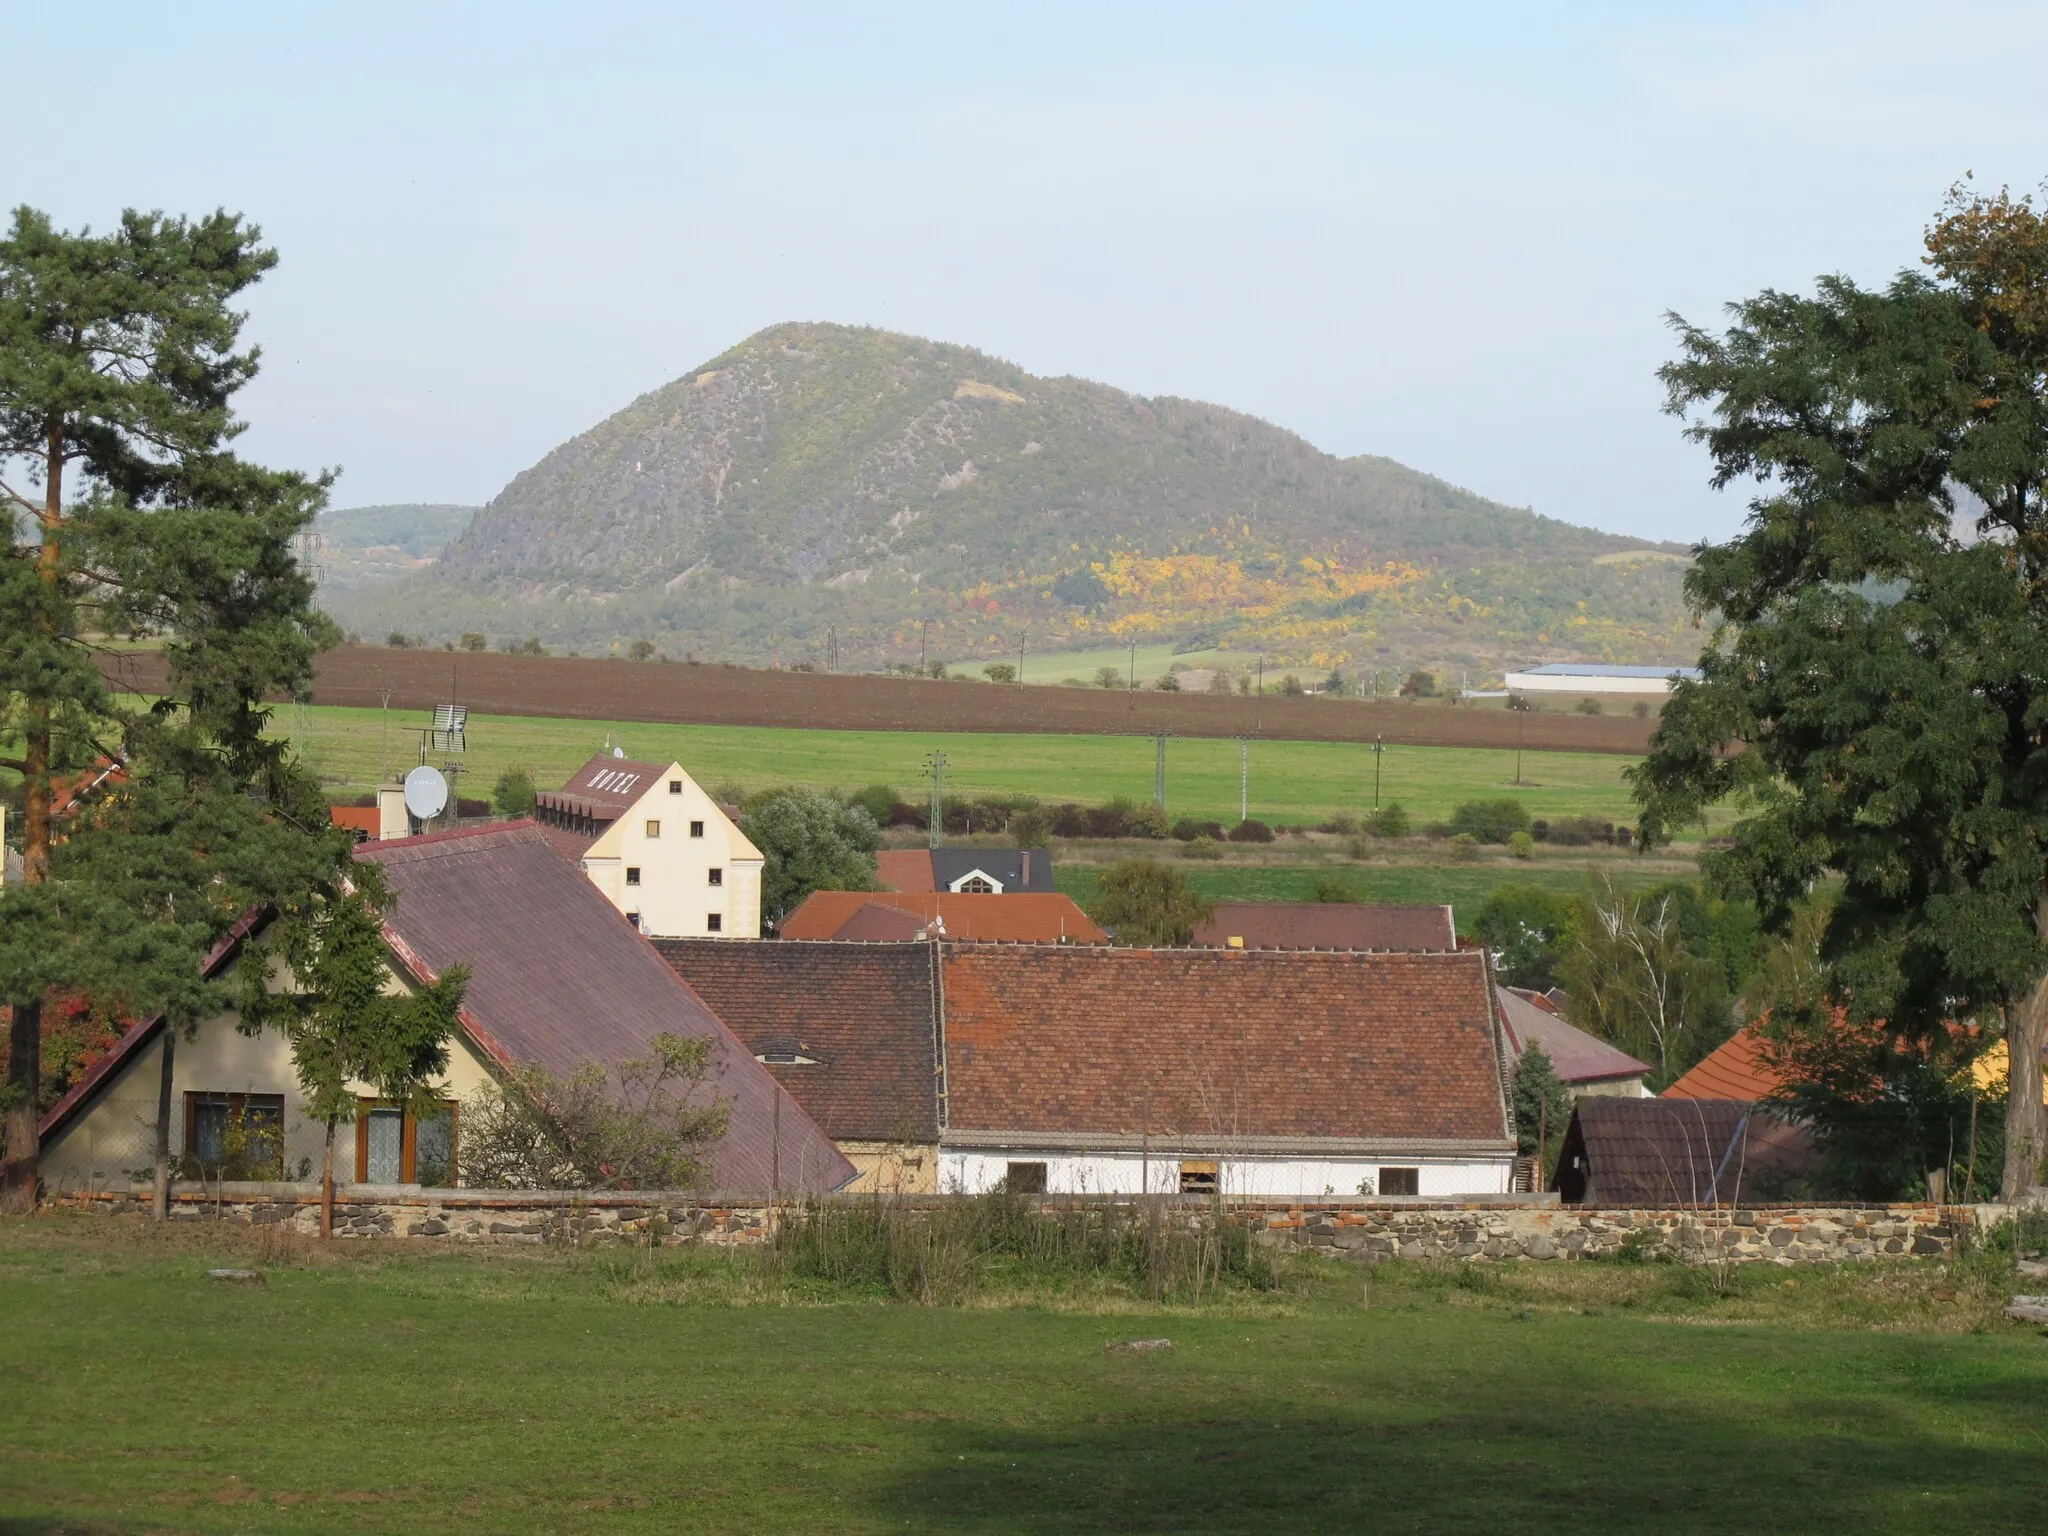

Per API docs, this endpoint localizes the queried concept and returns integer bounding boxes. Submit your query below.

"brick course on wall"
[50,1186,1979,1264]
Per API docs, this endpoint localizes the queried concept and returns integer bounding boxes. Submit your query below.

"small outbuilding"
[1552,1097,1814,1205]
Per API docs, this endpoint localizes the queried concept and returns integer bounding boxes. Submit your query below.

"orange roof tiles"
[1192,902,1455,951]
[938,945,1512,1146]
[779,890,1106,944]
[1662,1027,1784,1101]
[874,850,937,893]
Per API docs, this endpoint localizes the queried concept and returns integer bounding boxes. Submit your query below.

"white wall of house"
[1503,670,1682,696]
[39,989,497,1196]
[940,1148,1515,1199]
[582,762,763,939]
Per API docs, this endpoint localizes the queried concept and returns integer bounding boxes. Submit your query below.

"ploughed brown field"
[98,647,1657,752]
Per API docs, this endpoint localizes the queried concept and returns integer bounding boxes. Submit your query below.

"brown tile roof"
[832,902,935,942]
[654,939,940,1144]
[533,753,670,823]
[779,890,1107,944]
[1191,903,1456,951]
[875,850,937,892]
[535,820,600,865]
[1499,987,1650,1087]
[1554,1097,1816,1205]
[358,821,852,1193]
[329,805,380,839]
[1662,1027,1784,1101]
[937,945,1511,1148]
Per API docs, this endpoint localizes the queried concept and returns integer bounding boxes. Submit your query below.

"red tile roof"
[780,890,1107,944]
[534,754,671,823]
[1191,903,1456,951]
[1662,1027,1784,1101]
[1499,987,1650,1087]
[329,805,380,838]
[359,821,852,1192]
[654,939,940,1144]
[832,902,935,942]
[938,945,1512,1148]
[875,850,937,893]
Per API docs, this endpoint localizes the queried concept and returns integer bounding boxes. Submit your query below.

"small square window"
[689,820,705,838]
[1005,1161,1048,1194]
[644,819,661,838]
[705,912,723,933]
[1178,1159,1219,1195]
[625,866,641,886]
[707,867,724,886]
[669,780,683,794]
[1378,1166,1420,1197]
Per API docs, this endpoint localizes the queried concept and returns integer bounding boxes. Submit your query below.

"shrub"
[1508,830,1534,860]
[1310,876,1363,903]
[845,784,898,826]
[1009,806,1056,848]
[1182,837,1224,860]
[1227,818,1275,843]
[1153,673,1181,691]
[1085,858,1214,945]
[1631,700,1652,719]
[459,632,486,652]
[1276,674,1306,697]
[628,639,658,662]
[1122,803,1169,839]
[1399,670,1436,698]
[492,769,536,817]
[1317,812,1361,835]
[1172,816,1225,842]
[1576,697,1604,715]
[1544,815,1617,847]
[982,662,1017,683]
[1449,798,1533,844]
[386,631,410,648]
[1365,802,1411,838]
[1448,832,1482,861]
[1094,666,1122,689]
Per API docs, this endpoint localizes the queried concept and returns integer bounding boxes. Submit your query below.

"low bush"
[1228,818,1275,844]
[1172,817,1226,841]
[1536,815,1618,847]
[1449,798,1532,844]
[1365,802,1411,838]
[1448,832,1482,861]
[1181,837,1224,860]
[1317,812,1361,835]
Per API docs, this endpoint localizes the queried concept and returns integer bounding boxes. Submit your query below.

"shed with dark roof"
[655,938,942,1191]
[1552,1097,1815,1206]
[934,944,1515,1198]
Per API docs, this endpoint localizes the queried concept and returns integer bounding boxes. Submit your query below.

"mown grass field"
[278,703,1662,831]
[2,1216,2043,1534]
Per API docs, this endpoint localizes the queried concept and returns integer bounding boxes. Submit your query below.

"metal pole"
[1018,631,1025,683]
[1155,733,1166,816]
[1373,734,1383,810]
[1128,635,1136,691]
[926,750,948,849]
[920,620,928,676]
[1240,737,1248,823]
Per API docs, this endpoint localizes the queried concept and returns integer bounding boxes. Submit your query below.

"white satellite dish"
[403,764,449,822]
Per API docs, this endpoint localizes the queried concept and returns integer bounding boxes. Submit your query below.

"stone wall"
[50,1185,1978,1264]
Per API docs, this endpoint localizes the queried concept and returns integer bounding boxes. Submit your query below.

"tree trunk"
[6,421,65,1207]
[2006,976,2048,1203]
[321,1119,335,1238]
[152,1030,177,1221]
[2,994,42,1212]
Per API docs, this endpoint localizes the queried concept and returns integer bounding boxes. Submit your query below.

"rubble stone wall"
[51,1185,1976,1263]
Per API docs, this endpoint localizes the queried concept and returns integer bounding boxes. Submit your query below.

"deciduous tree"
[1085,858,1213,946]
[741,788,881,927]
[1637,179,2048,1198]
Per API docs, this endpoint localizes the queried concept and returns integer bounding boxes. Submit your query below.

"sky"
[10,1,2048,546]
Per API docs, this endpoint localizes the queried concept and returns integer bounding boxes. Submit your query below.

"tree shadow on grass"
[862,1393,2048,1535]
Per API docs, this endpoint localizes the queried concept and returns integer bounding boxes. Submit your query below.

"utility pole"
[827,625,839,673]
[924,750,949,849]
[1515,696,1527,787]
[1239,736,1249,823]
[1154,733,1167,817]
[919,619,929,677]
[1128,635,1136,692]
[1017,630,1026,684]
[1372,734,1384,810]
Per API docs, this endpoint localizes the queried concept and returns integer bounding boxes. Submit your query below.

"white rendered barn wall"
[941,1150,1514,1199]
[1503,671,1676,696]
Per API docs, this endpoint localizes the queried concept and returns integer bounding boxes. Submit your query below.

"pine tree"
[0,205,332,1203]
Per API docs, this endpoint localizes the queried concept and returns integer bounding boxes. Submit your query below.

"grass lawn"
[2,1216,2044,1533]
[279,704,1658,831]
[1013,639,1264,686]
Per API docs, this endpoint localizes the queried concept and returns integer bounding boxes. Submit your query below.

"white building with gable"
[531,753,764,938]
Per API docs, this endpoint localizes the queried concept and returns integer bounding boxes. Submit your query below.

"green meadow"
[279,703,1652,831]
[2,1216,2043,1535]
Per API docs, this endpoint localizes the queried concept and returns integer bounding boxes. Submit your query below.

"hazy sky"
[12,2,2048,545]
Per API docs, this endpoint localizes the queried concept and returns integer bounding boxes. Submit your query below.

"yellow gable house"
[36,823,852,1199]
[531,755,763,939]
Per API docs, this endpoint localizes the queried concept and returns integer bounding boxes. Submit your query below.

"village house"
[1190,901,1456,951]
[1498,986,1652,1098]
[35,821,851,1197]
[777,889,1106,943]
[531,753,763,938]
[656,938,942,1192]
[875,847,1056,895]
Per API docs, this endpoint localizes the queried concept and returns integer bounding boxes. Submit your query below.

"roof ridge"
[358,817,542,855]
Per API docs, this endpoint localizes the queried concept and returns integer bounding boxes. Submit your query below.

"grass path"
[2,1221,2043,1534]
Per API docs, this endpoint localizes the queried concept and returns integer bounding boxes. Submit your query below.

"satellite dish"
[403,765,449,822]
[613,747,625,758]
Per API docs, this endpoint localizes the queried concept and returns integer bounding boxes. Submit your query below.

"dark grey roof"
[928,847,1056,893]
[1554,1098,1815,1206]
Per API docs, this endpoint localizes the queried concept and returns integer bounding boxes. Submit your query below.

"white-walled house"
[532,754,763,939]
[36,823,851,1197]
[935,945,1517,1199]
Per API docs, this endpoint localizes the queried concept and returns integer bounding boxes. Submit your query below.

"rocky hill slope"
[325,323,1694,678]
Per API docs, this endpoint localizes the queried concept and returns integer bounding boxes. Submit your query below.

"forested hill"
[324,322,1695,677]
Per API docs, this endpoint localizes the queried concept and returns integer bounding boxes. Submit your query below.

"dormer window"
[958,875,996,895]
